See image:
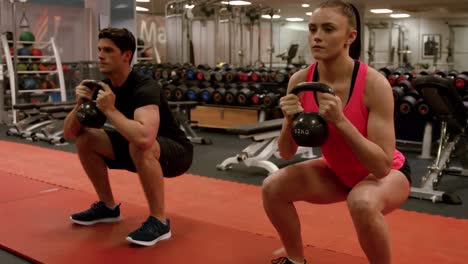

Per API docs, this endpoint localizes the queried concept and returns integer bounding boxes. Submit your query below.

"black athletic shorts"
[103,128,193,177]
[399,158,412,185]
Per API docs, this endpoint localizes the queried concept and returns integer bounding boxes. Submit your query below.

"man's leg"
[70,128,120,226]
[129,140,166,223]
[346,171,410,264]
[75,128,116,207]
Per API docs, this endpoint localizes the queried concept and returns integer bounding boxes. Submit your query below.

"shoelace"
[91,202,103,210]
[271,257,291,264]
[82,202,104,215]
[137,218,159,233]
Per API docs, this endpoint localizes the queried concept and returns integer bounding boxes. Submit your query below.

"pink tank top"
[301,61,406,187]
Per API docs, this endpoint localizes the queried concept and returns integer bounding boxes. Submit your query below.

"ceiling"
[137,0,468,20]
[25,0,468,20]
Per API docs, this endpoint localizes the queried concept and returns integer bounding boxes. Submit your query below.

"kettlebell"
[76,81,107,128]
[290,82,335,147]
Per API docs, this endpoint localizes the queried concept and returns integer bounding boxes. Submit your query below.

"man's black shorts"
[104,129,193,177]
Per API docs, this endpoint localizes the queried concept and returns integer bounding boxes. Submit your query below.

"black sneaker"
[70,201,120,225]
[271,257,306,264]
[126,216,171,246]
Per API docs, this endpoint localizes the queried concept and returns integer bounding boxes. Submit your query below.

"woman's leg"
[346,171,410,264]
[262,159,350,262]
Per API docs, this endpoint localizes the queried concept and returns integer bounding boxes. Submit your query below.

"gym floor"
[1,125,468,263]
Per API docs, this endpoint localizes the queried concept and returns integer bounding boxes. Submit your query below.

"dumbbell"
[416,99,431,119]
[398,87,420,115]
[392,86,405,104]
[263,87,286,107]
[274,69,289,84]
[173,84,188,101]
[186,85,201,101]
[163,84,177,101]
[237,70,250,82]
[212,87,227,104]
[378,67,392,78]
[199,87,215,103]
[454,73,468,94]
[236,86,256,106]
[224,84,239,105]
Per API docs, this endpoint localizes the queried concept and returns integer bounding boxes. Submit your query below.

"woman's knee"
[262,171,285,200]
[347,190,380,219]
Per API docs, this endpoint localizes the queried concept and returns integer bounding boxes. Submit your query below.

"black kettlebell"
[76,81,107,128]
[290,82,335,147]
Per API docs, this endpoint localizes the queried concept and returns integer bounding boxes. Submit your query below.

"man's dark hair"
[98,28,136,64]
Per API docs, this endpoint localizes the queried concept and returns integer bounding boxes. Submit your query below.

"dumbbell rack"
[0,34,67,123]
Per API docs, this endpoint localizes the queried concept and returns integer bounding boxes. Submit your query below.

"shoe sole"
[126,231,172,246]
[70,216,121,226]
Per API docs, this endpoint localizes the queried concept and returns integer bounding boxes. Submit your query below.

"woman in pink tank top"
[262,1,411,264]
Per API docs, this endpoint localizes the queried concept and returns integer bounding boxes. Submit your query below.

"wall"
[365,17,468,71]
[164,14,468,71]
[136,14,167,63]
[1,1,88,62]
[187,18,311,68]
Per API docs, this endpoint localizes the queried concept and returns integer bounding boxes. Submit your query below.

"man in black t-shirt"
[63,28,193,247]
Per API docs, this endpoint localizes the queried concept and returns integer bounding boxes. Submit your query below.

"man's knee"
[75,129,98,151]
[129,141,160,165]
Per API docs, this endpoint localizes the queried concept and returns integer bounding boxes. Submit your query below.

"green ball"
[19,31,35,46]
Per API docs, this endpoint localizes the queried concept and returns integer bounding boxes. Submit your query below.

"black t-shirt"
[102,71,190,145]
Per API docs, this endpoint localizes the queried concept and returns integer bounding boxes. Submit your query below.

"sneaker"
[126,216,171,246]
[271,257,306,264]
[70,201,120,226]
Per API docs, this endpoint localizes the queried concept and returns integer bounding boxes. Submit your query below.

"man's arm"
[105,105,159,151]
[96,81,160,151]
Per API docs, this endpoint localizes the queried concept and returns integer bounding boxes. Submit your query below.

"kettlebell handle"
[290,82,335,96]
[83,81,103,102]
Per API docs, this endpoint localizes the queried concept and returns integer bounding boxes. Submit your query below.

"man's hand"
[75,79,95,105]
[96,82,116,114]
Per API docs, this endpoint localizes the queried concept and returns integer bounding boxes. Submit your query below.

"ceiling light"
[305,12,312,16]
[370,9,393,14]
[228,1,251,5]
[221,1,229,4]
[136,6,149,11]
[302,4,310,8]
[261,14,281,19]
[136,0,150,2]
[185,4,194,9]
[286,17,304,22]
[390,13,410,18]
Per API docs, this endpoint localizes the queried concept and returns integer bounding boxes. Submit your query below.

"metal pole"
[239,9,243,67]
[388,23,393,66]
[228,14,232,64]
[249,23,253,66]
[257,18,261,64]
[13,1,18,109]
[269,16,273,69]
[214,9,219,64]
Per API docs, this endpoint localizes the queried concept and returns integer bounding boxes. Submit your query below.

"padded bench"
[217,118,317,175]
[168,101,212,145]
[410,75,468,204]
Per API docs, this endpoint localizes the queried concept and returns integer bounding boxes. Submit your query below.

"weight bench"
[410,75,468,204]
[168,101,212,145]
[217,118,317,175]
[31,104,75,145]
